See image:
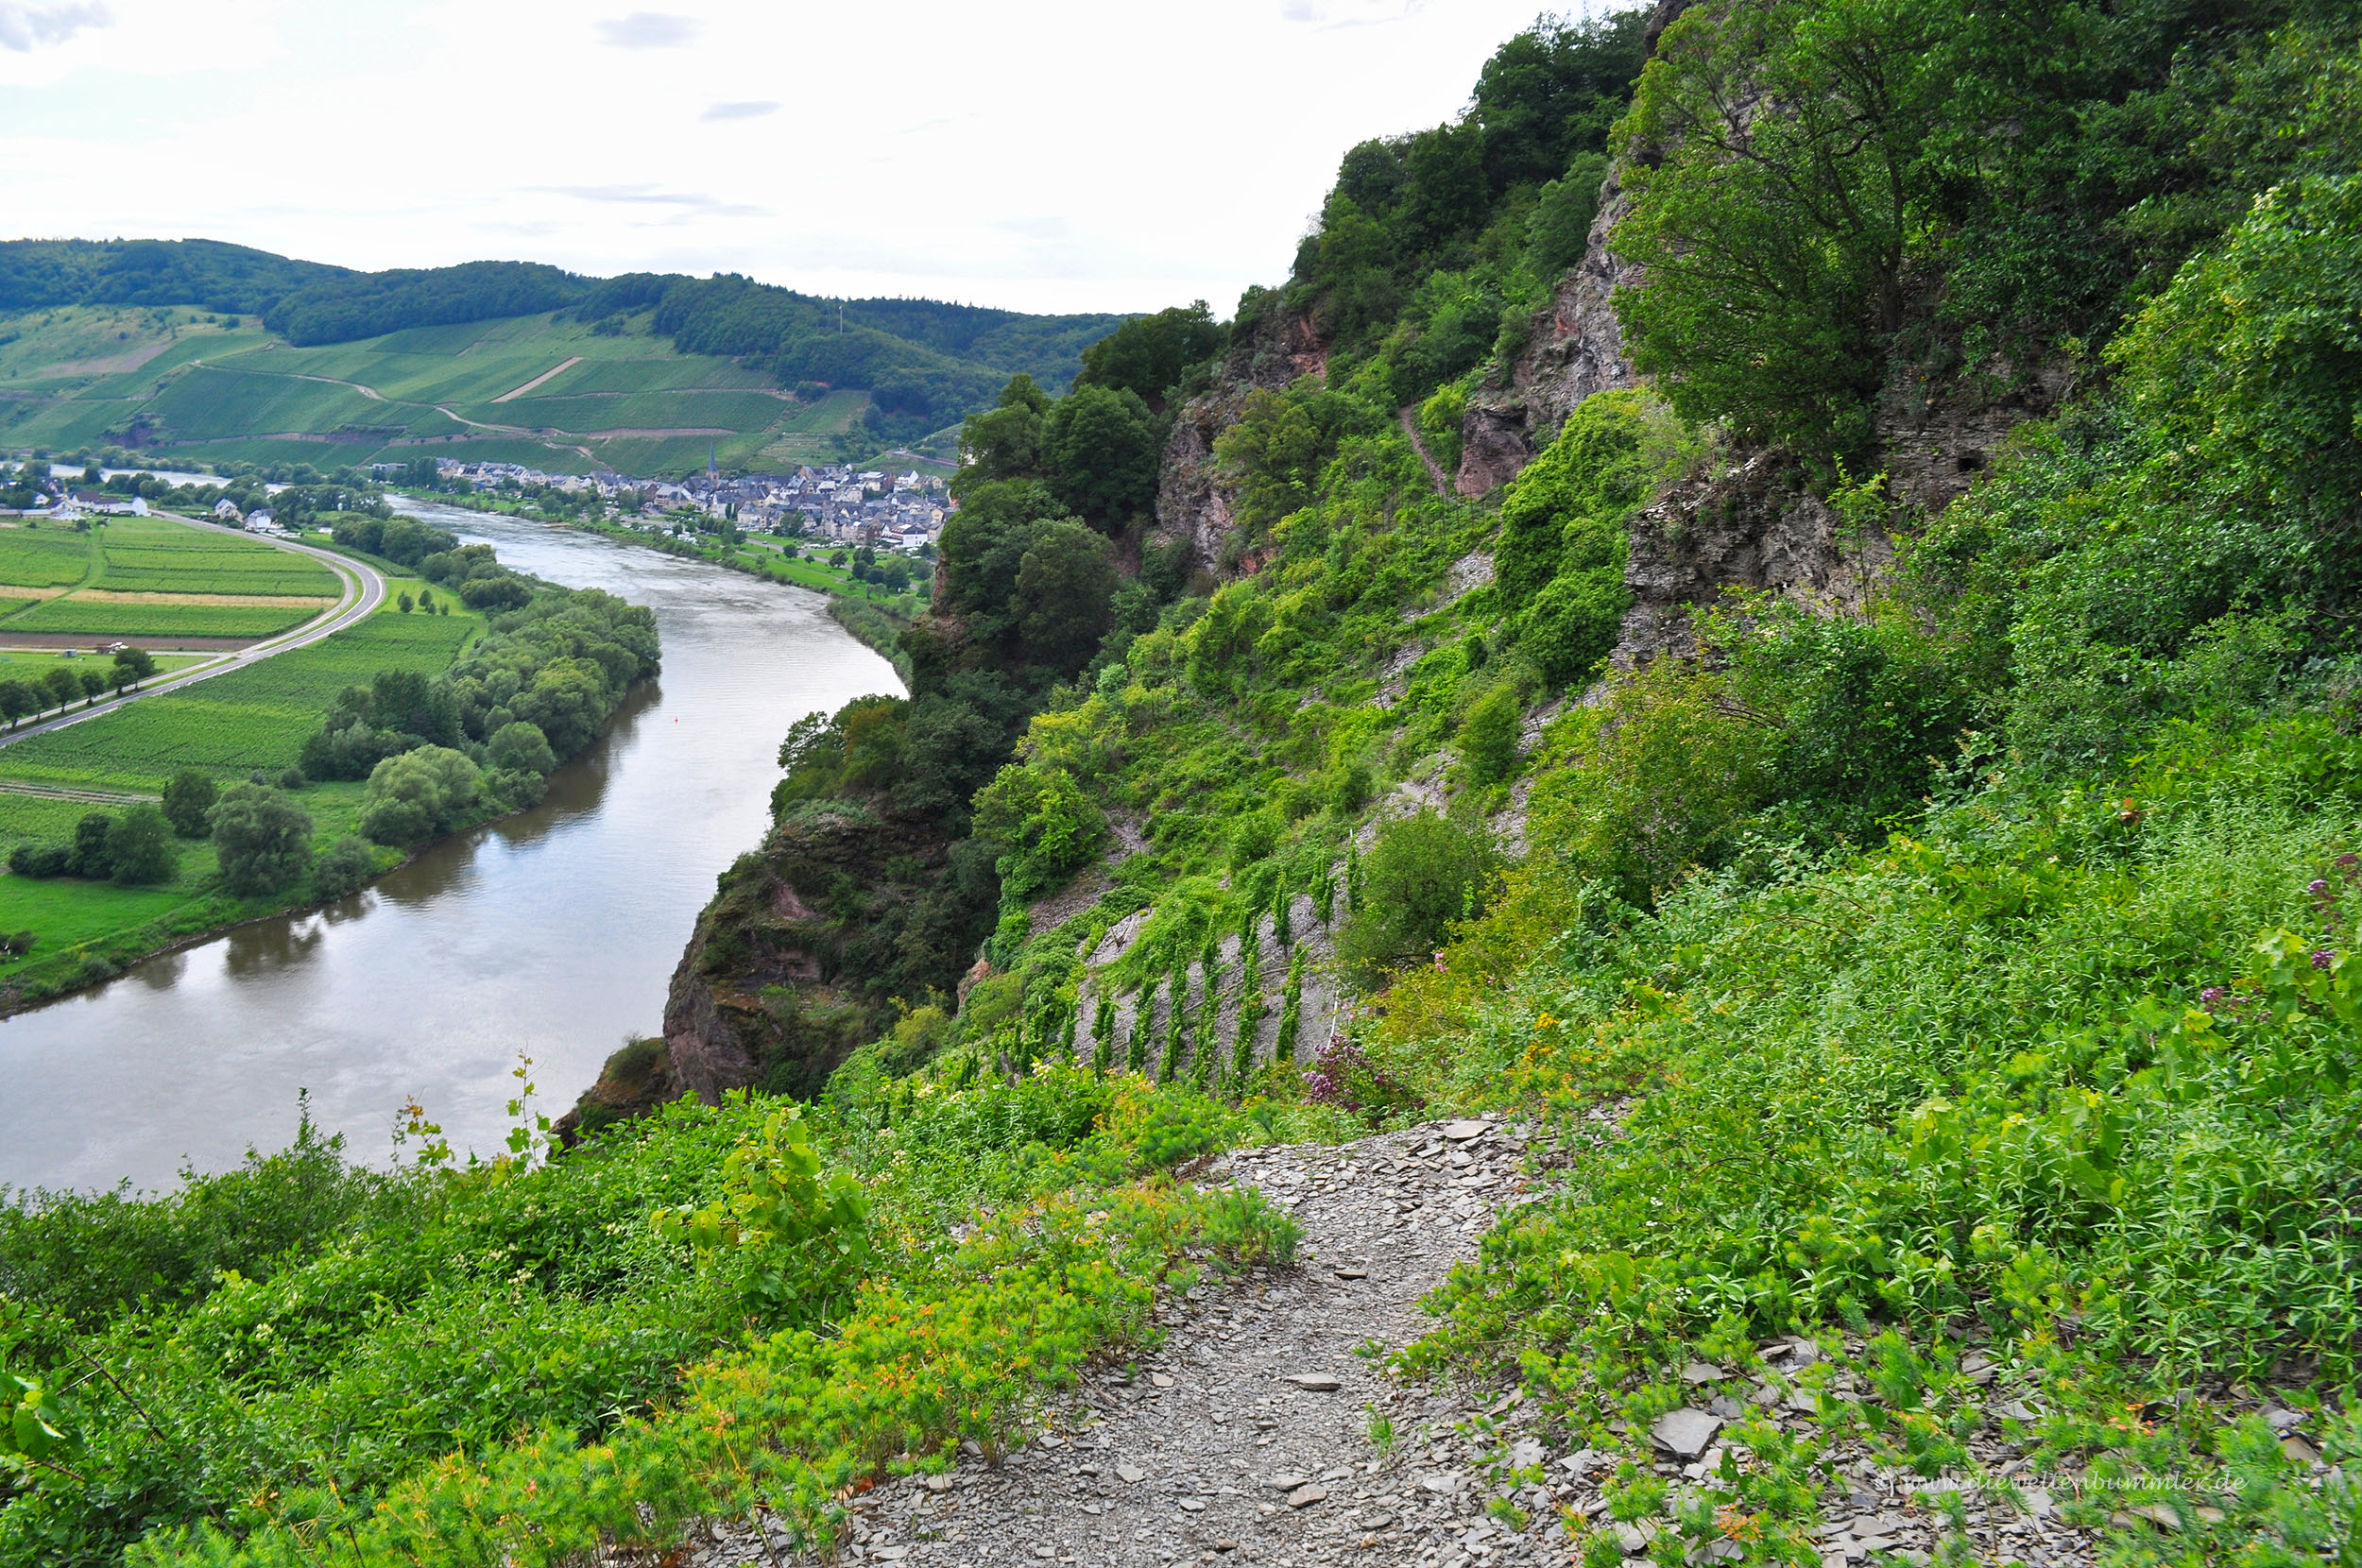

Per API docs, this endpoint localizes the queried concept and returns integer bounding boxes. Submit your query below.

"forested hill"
[0,239,1127,470]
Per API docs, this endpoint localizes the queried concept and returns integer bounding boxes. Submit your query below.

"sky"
[0,0,1576,317]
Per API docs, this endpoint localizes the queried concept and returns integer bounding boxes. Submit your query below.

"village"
[410,458,954,554]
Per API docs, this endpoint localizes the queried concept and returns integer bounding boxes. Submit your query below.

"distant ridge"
[0,238,1132,472]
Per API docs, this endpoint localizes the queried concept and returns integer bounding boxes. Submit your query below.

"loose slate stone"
[1178,1497,1207,1512]
[1682,1360,1729,1385]
[1117,1462,1146,1484]
[1443,1120,1488,1141]
[1266,1473,1313,1491]
[1650,1406,1724,1458]
[1287,1482,1328,1508]
[1151,1372,1176,1389]
[1286,1372,1342,1390]
[1333,1266,1368,1280]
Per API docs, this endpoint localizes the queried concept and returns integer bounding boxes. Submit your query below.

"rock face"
[1457,166,1643,497]
[1155,298,1328,573]
[559,796,991,1136]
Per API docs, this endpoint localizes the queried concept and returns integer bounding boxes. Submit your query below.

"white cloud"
[0,0,1550,314]
[595,10,697,48]
[0,1,110,51]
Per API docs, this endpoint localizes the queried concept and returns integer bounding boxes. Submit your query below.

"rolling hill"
[0,240,1127,476]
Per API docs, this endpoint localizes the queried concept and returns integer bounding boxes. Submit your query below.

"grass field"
[0,649,201,679]
[0,598,482,999]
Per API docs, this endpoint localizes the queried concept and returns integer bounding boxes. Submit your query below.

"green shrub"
[1456,683,1523,787]
[970,765,1105,901]
[312,836,379,900]
[359,745,482,846]
[210,783,313,896]
[1337,810,1497,986]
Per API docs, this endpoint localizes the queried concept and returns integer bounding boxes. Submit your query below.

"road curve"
[0,515,389,753]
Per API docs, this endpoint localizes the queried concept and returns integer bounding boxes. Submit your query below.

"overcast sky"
[0,0,1574,317]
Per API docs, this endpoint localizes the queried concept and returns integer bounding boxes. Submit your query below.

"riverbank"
[0,524,658,1015]
[0,506,894,1194]
[391,490,920,678]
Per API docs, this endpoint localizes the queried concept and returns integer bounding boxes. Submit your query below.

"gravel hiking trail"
[676,1116,1549,1568]
[659,1112,2120,1568]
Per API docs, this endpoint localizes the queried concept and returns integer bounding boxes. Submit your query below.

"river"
[0,502,899,1194]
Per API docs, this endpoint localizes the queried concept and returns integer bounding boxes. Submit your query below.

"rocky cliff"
[560,795,992,1136]
[1153,297,1329,572]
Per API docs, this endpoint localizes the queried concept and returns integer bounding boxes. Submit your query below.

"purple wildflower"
[2314,949,2336,971]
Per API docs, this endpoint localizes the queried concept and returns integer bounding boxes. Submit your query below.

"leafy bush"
[312,836,379,900]
[1528,657,1775,906]
[1337,810,1498,986]
[210,783,314,896]
[358,745,482,846]
[971,765,1105,901]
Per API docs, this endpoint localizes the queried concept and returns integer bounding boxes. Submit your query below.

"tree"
[68,810,116,878]
[0,679,34,730]
[77,669,105,707]
[40,665,80,714]
[106,805,178,886]
[1042,383,1159,530]
[486,720,557,777]
[1074,302,1226,410]
[111,647,157,692]
[953,374,1051,493]
[1613,0,1946,461]
[211,783,315,896]
[161,770,218,837]
[1013,520,1116,673]
[358,745,482,846]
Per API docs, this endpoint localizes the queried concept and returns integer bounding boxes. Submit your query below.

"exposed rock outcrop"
[1457,167,1643,496]
[559,796,993,1138]
[1155,299,1328,572]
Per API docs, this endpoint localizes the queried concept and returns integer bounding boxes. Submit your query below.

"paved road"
[0,515,388,754]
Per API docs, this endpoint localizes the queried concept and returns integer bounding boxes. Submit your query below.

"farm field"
[0,600,480,999]
[0,513,343,642]
[0,603,477,793]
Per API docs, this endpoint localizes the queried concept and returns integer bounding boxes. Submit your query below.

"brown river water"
[0,502,899,1193]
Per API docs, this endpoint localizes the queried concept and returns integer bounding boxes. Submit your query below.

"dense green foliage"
[0,239,342,315]
[265,262,588,346]
[0,1074,1291,1567]
[1615,0,2362,461]
[301,582,655,792]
